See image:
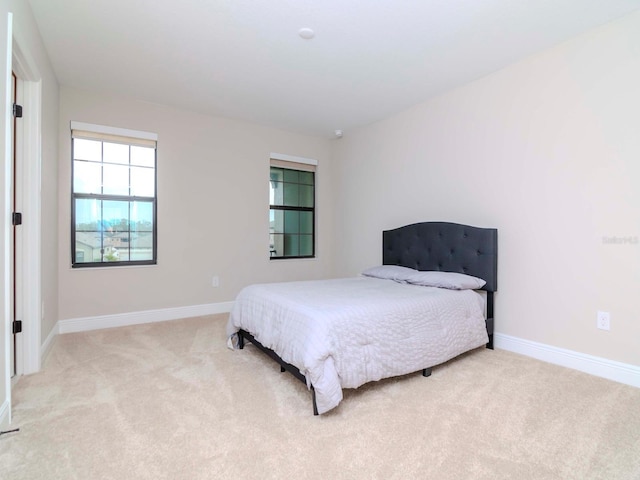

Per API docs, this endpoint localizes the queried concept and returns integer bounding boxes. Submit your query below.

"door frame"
[1,11,13,429]
[11,34,42,377]
[1,12,42,429]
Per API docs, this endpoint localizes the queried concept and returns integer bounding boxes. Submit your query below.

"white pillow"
[361,265,418,282]
[405,271,486,290]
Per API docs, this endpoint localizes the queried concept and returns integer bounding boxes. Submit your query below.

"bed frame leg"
[486,292,495,350]
[486,334,494,350]
[237,332,245,349]
[422,367,432,377]
[311,387,319,416]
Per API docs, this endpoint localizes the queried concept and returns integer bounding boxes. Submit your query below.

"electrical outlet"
[597,311,610,331]
[212,275,220,287]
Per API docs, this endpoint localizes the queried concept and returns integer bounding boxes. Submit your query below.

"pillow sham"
[361,265,418,282]
[405,271,486,290]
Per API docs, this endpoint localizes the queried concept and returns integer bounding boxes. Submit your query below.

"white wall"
[58,87,334,321]
[332,11,640,366]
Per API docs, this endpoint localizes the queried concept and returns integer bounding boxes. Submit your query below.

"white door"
[10,70,23,379]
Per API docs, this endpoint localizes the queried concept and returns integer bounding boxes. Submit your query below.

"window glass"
[102,164,130,195]
[300,211,313,234]
[299,171,313,185]
[299,235,313,256]
[131,201,154,231]
[283,169,299,183]
[131,145,155,167]
[75,198,99,232]
[103,142,129,165]
[284,234,299,256]
[284,210,299,233]
[131,167,155,197]
[73,161,101,194]
[283,183,299,207]
[271,234,284,257]
[73,139,101,161]
[271,209,284,234]
[299,185,314,208]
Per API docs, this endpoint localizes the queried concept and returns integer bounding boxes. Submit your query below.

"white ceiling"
[27,0,640,138]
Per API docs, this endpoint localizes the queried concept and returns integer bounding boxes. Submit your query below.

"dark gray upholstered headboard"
[382,222,498,292]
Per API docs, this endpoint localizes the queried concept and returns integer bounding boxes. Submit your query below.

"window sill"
[69,263,158,271]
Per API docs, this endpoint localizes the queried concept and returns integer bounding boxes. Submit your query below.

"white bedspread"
[226,276,488,414]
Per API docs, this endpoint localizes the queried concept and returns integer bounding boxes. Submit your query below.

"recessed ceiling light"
[298,28,315,40]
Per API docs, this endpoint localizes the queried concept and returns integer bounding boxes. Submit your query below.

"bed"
[227,221,498,415]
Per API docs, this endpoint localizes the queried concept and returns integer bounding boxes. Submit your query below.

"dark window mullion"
[99,199,104,263]
[283,207,288,256]
[101,141,105,196]
[127,201,132,261]
[74,192,155,203]
[270,205,311,213]
[128,145,132,197]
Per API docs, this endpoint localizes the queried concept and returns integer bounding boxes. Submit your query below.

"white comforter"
[226,276,488,414]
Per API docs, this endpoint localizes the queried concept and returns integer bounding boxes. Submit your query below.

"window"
[269,154,316,259]
[71,122,157,267]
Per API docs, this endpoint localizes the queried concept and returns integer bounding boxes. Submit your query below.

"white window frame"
[70,121,158,268]
[269,153,317,259]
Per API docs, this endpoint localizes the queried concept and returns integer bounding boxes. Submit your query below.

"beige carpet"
[1,314,639,480]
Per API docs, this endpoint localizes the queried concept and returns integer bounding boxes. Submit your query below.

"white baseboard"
[57,301,234,335]
[0,398,10,430]
[494,333,640,389]
[40,322,59,365]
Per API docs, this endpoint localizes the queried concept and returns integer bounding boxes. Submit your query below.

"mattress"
[227,276,488,414]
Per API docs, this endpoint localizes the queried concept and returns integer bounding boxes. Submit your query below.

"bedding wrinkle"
[227,277,488,414]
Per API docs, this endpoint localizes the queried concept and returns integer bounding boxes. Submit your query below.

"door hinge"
[13,103,22,118]
[12,212,22,225]
[12,320,22,334]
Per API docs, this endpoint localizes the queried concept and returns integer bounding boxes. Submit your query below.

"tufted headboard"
[382,222,498,292]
